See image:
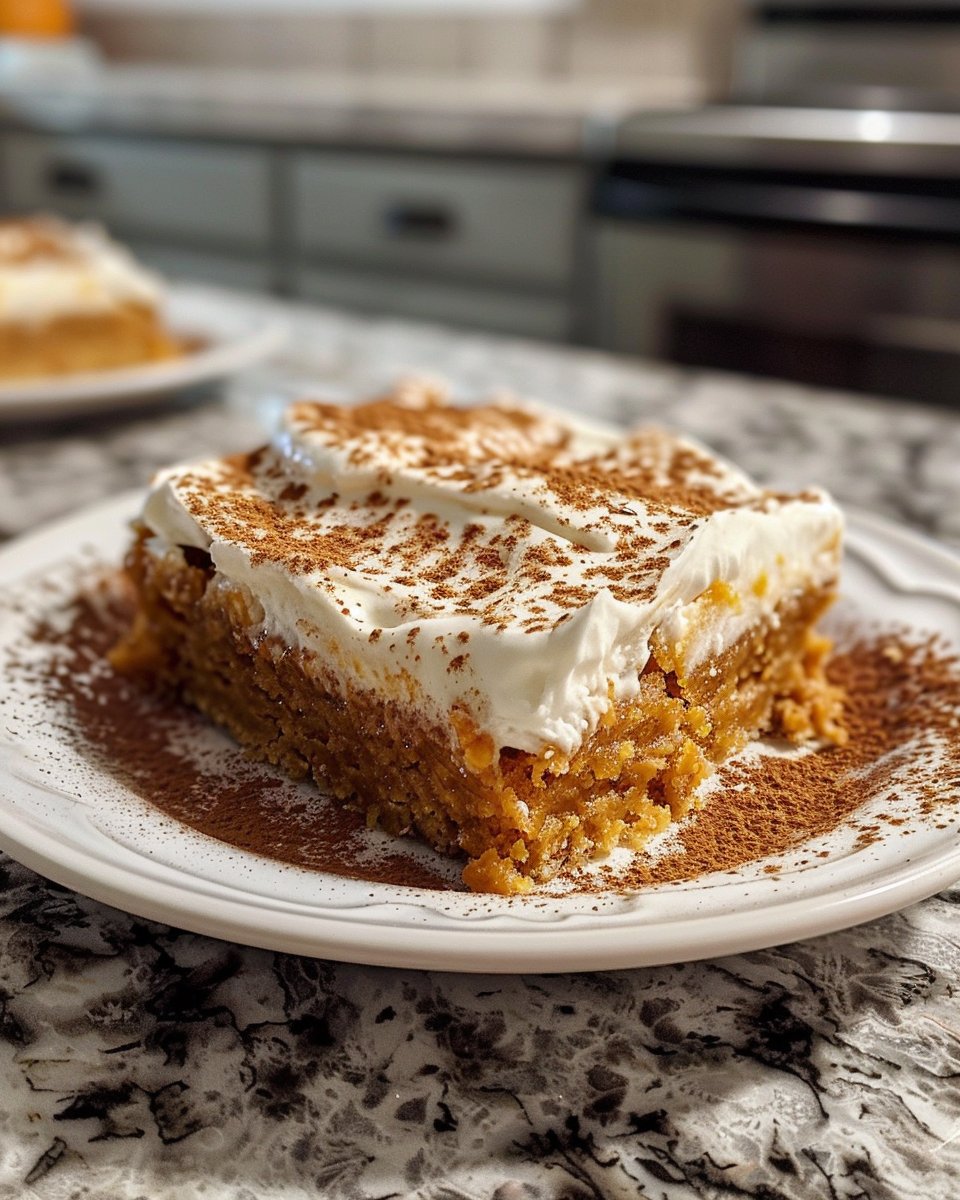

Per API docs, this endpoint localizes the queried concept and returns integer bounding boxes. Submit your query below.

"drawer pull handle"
[384,203,456,240]
[46,161,101,196]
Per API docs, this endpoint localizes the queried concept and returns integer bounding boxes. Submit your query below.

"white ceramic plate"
[0,493,958,974]
[0,286,285,421]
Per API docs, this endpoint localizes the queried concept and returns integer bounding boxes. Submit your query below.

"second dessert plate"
[0,284,286,421]
[0,495,958,973]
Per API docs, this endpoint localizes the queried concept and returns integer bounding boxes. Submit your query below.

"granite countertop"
[0,65,703,155]
[2,288,960,1199]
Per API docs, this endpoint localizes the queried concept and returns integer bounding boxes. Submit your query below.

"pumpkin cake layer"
[115,383,846,894]
[0,216,179,380]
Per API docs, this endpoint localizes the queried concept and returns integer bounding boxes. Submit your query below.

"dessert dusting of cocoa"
[165,387,827,634]
[590,630,960,893]
[16,575,453,891]
[9,573,960,897]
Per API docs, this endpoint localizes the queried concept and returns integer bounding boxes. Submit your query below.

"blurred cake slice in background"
[0,215,180,381]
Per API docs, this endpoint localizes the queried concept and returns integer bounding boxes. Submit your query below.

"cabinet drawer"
[291,152,581,288]
[1,132,273,247]
[295,265,572,340]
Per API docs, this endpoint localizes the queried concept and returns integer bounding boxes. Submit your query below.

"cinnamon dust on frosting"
[140,381,845,758]
[159,385,812,622]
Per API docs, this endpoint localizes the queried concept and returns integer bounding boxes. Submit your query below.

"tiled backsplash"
[78,0,741,93]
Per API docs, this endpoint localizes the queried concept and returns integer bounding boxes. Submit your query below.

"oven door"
[589,163,960,406]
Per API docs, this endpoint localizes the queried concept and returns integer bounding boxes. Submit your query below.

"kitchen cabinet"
[0,128,585,339]
[290,151,580,288]
[0,131,274,248]
[290,152,581,337]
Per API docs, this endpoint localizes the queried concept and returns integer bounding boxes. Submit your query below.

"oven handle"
[596,176,960,237]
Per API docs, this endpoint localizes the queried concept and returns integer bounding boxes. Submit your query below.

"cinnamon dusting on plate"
[19,576,454,891]
[591,632,960,892]
[10,572,960,896]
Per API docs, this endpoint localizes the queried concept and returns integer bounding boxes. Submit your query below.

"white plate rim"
[0,494,958,974]
[0,286,286,420]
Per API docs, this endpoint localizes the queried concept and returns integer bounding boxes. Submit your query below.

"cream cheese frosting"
[0,216,162,325]
[140,382,843,756]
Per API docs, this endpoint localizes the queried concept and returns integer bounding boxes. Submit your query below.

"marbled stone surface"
[2,288,960,1199]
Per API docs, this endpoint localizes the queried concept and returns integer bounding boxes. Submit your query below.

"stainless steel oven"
[588,2,960,407]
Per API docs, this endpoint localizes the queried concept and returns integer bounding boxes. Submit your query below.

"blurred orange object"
[0,0,74,39]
